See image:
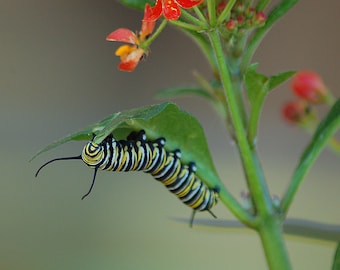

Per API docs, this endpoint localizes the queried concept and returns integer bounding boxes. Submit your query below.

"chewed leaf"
[32,102,222,188]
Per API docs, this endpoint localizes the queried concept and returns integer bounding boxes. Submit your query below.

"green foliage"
[245,63,295,107]
[32,102,222,189]
[333,242,340,270]
[118,0,153,10]
[245,63,295,142]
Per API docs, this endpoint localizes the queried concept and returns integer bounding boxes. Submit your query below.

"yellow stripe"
[176,175,195,197]
[162,160,181,185]
[190,189,207,209]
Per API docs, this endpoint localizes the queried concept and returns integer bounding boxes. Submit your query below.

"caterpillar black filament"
[35,130,219,225]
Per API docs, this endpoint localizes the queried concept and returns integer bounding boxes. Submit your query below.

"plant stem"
[143,19,168,48]
[207,0,216,26]
[208,28,292,269]
[216,0,237,25]
[258,217,292,269]
[208,29,272,216]
[180,9,208,29]
[169,19,203,32]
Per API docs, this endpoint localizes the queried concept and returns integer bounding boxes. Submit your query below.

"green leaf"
[32,102,222,189]
[245,63,295,107]
[118,0,154,10]
[282,98,340,212]
[268,70,296,91]
[245,63,295,143]
[333,242,340,270]
[245,63,268,105]
[30,114,114,162]
[156,86,215,101]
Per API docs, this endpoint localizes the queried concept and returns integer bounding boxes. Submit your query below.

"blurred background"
[1,0,340,269]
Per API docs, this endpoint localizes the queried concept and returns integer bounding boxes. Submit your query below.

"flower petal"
[144,0,163,21]
[175,0,202,8]
[163,0,181,20]
[106,28,138,44]
[140,19,156,41]
[115,45,136,59]
[118,48,145,72]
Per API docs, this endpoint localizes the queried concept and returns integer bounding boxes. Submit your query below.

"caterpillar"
[35,130,219,226]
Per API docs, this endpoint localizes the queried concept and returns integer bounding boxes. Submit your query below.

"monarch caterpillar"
[35,130,219,226]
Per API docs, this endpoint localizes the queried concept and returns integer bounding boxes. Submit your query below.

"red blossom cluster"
[218,1,266,33]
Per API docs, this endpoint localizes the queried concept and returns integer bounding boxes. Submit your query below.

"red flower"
[144,0,203,21]
[282,100,309,123]
[106,19,155,71]
[291,71,328,104]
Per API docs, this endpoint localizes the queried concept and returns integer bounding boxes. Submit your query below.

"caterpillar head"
[82,141,105,168]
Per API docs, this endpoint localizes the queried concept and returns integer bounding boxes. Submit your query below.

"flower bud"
[254,11,266,27]
[282,100,309,123]
[226,19,238,31]
[291,71,328,104]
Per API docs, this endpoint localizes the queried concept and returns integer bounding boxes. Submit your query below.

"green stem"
[169,19,203,32]
[207,0,216,26]
[258,217,292,269]
[180,9,208,29]
[208,29,272,216]
[208,28,292,269]
[216,0,237,25]
[192,6,208,25]
[143,19,168,48]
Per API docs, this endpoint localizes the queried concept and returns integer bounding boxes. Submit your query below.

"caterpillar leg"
[189,209,217,227]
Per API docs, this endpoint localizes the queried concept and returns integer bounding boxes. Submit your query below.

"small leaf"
[246,64,295,143]
[333,242,340,270]
[118,0,154,10]
[245,63,268,106]
[268,70,296,91]
[156,86,215,101]
[32,102,222,189]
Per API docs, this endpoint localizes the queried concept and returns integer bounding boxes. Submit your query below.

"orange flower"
[106,19,155,71]
[144,0,203,21]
